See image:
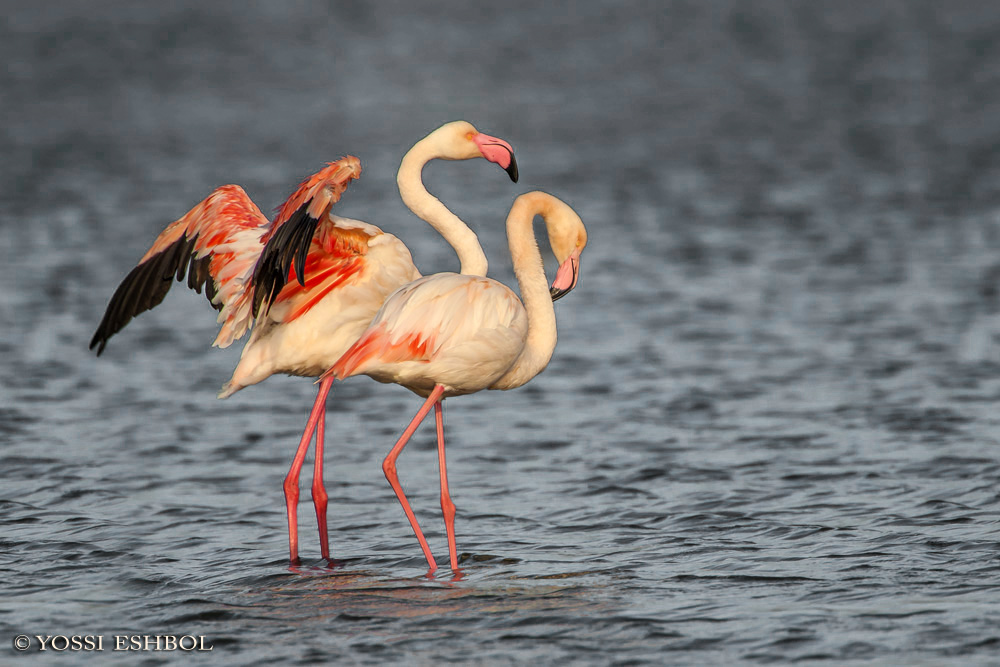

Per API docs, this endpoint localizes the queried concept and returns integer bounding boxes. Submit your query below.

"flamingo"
[89,121,518,563]
[322,191,588,572]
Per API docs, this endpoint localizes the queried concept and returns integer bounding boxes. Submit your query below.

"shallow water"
[3,1,1000,664]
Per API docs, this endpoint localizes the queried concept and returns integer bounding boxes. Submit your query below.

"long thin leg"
[284,375,333,564]
[312,405,330,561]
[382,384,446,572]
[435,399,459,570]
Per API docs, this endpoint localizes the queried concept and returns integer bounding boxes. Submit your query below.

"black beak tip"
[506,154,519,183]
[550,285,568,302]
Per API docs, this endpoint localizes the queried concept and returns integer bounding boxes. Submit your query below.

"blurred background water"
[3,1,1000,664]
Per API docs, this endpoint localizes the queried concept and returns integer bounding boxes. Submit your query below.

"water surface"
[3,2,1000,664]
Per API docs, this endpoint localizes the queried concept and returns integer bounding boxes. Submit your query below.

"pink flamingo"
[89,121,518,563]
[323,191,588,572]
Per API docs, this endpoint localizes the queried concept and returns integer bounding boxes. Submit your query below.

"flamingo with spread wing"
[90,121,517,563]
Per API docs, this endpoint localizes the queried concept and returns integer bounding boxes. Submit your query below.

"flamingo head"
[432,120,519,182]
[544,196,587,302]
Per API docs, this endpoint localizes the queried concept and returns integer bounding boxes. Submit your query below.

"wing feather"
[327,274,523,380]
[90,186,267,355]
[251,156,362,317]
[92,156,364,355]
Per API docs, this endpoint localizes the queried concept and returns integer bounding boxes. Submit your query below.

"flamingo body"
[331,272,527,397]
[222,215,419,397]
[321,191,589,572]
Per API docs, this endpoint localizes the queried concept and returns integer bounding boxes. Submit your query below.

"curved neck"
[490,193,559,390]
[397,140,488,277]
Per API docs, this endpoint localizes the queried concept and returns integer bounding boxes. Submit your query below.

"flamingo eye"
[466,132,476,141]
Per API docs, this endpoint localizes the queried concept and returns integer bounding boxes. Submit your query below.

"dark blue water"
[4,1,1000,664]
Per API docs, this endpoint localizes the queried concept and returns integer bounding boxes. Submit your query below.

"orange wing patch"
[326,325,435,380]
[275,254,366,323]
[270,224,374,323]
[318,224,373,257]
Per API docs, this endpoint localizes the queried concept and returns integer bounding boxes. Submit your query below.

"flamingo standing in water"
[89,121,518,563]
[322,191,588,571]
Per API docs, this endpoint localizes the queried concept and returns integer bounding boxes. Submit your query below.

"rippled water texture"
[3,1,1000,664]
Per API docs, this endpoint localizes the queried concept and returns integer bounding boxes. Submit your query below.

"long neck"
[490,193,559,390]
[397,140,488,277]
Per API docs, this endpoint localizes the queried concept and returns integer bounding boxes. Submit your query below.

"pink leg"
[284,375,333,564]
[382,384,446,572]
[312,405,330,561]
[435,399,459,570]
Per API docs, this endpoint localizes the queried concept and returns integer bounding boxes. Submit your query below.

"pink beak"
[550,247,581,301]
[472,133,518,182]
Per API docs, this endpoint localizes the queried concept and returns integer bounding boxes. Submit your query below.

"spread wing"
[89,185,269,355]
[251,156,362,317]
[91,156,363,355]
